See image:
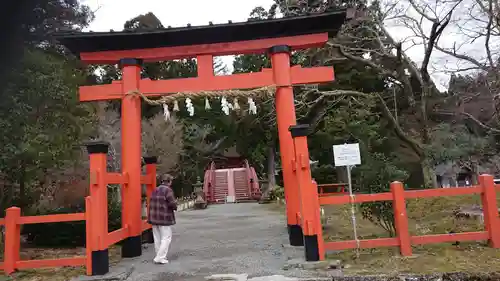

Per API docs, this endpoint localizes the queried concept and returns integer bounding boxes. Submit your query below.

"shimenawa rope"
[124,86,276,106]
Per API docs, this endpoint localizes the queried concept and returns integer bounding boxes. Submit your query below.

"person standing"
[148,174,177,264]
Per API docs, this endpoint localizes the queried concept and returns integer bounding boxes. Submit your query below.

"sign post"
[333,143,361,256]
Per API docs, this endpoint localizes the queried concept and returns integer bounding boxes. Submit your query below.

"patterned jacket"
[148,185,177,226]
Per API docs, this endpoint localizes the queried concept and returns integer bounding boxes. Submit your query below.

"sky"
[81,0,453,90]
[84,0,273,31]
[83,0,274,71]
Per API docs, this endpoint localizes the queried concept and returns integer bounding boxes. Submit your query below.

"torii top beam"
[55,10,351,64]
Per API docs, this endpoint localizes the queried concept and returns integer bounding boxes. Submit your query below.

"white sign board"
[333,143,361,167]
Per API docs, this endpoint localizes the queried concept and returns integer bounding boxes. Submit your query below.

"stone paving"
[72,203,341,281]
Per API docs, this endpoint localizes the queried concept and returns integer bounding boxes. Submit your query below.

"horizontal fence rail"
[142,220,152,232]
[19,213,85,224]
[319,192,392,205]
[318,174,500,256]
[107,226,129,247]
[15,257,86,270]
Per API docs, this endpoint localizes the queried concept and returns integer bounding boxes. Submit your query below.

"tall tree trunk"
[267,146,276,188]
[260,146,277,201]
[19,166,27,210]
[472,163,479,185]
[421,160,437,188]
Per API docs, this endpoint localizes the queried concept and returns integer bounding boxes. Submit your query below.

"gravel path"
[74,203,338,281]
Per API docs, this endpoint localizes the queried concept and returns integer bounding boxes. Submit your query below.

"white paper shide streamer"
[185,98,194,116]
[160,89,264,122]
[221,97,230,115]
[205,97,211,110]
[248,97,257,115]
[233,98,240,110]
[163,104,170,121]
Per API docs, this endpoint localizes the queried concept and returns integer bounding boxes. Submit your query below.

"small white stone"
[248,275,298,281]
[205,273,248,281]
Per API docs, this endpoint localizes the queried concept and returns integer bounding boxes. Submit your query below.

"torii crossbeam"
[56,9,350,275]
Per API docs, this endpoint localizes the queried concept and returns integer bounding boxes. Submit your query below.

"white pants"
[152,225,172,261]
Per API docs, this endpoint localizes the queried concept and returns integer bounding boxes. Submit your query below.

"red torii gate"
[56,10,349,275]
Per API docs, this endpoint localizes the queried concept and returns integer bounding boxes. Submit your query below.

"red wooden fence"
[0,198,90,275]
[0,196,142,276]
[2,172,498,274]
[317,174,500,255]
[0,150,157,276]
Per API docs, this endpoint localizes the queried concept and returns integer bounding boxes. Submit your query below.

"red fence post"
[479,174,500,248]
[85,196,93,276]
[390,181,412,256]
[289,124,323,261]
[143,156,157,244]
[85,141,109,275]
[4,207,21,275]
[144,156,157,208]
[311,180,325,260]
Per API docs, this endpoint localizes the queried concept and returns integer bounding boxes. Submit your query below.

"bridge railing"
[315,174,500,256]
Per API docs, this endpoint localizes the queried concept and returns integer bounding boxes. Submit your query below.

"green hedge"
[22,200,122,247]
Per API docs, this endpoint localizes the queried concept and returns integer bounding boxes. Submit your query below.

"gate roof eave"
[54,9,351,56]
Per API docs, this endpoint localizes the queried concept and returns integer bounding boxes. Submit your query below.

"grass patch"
[333,243,500,275]
[0,246,121,281]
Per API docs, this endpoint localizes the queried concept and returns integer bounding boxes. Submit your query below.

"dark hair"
[158,174,173,185]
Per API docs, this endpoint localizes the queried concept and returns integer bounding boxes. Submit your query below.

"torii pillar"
[119,58,144,257]
[269,45,303,246]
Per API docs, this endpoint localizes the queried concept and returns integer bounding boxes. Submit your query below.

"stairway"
[213,170,230,203]
[204,162,260,204]
[233,168,250,201]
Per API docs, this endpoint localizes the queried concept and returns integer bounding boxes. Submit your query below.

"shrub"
[269,185,284,201]
[356,152,409,237]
